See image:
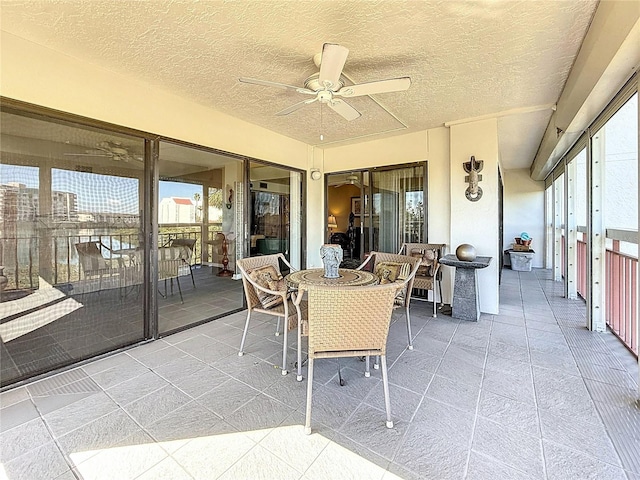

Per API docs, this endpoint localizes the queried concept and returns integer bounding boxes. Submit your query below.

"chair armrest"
[355,252,376,271]
[276,253,298,273]
[242,270,289,298]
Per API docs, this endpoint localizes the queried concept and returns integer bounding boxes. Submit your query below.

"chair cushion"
[411,248,436,276]
[374,262,410,284]
[249,265,286,309]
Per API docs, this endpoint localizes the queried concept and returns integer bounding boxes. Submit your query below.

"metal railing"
[574,228,638,356]
[0,223,223,292]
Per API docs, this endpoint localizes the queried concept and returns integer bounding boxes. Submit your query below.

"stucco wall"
[449,119,500,315]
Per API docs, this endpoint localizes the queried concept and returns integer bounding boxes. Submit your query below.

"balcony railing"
[575,228,638,356]
[0,223,223,293]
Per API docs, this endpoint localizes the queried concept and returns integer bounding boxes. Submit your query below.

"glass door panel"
[370,164,425,253]
[157,141,244,335]
[0,110,145,387]
[248,162,303,270]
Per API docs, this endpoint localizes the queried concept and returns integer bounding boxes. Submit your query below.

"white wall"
[503,169,545,268]
[449,119,500,315]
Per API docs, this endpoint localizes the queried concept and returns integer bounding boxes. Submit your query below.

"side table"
[439,254,492,322]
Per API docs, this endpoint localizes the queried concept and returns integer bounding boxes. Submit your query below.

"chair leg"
[297,320,303,381]
[374,355,380,369]
[304,358,314,435]
[405,306,413,350]
[275,317,281,337]
[281,321,288,376]
[175,276,183,304]
[380,355,393,429]
[238,310,252,356]
[432,289,437,317]
[189,266,196,288]
[365,356,370,377]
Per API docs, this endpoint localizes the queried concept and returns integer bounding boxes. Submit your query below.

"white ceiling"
[0,0,598,170]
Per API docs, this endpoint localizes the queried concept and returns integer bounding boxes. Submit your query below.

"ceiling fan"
[239,43,411,121]
[332,174,362,188]
[64,140,142,163]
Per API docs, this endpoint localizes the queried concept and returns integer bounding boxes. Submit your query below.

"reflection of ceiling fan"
[239,43,411,121]
[64,141,142,163]
[333,174,362,188]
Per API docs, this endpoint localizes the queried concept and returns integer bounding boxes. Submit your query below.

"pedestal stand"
[217,233,234,277]
[439,254,492,322]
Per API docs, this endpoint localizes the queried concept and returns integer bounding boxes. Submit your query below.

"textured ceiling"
[0,0,598,170]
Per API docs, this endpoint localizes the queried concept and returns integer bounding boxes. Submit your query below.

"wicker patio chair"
[158,245,185,303]
[168,238,197,288]
[294,282,402,435]
[399,243,446,317]
[237,254,307,376]
[356,251,422,350]
[75,241,124,295]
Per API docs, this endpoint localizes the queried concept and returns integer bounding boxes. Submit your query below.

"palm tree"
[193,192,202,222]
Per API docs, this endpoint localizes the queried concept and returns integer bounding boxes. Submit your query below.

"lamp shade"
[327,215,337,229]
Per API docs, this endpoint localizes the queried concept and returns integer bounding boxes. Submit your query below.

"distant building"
[0,182,78,223]
[159,197,195,224]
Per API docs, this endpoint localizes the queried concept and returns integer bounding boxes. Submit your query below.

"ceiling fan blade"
[328,99,361,121]
[275,97,318,116]
[336,77,411,98]
[239,77,314,95]
[63,153,109,157]
[318,43,349,89]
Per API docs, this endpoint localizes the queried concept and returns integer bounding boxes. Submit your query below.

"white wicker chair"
[356,251,422,350]
[236,254,307,376]
[398,243,446,317]
[294,282,402,435]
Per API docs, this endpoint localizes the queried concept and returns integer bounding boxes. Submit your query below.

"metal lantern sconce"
[226,185,233,209]
[463,155,483,202]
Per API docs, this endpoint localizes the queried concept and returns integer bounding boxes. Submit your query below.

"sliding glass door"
[0,108,145,387]
[327,163,426,260]
[248,161,303,270]
[156,141,244,335]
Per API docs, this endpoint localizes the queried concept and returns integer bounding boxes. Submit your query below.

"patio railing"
[575,228,638,356]
[0,223,223,291]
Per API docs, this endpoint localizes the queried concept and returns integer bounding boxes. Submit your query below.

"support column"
[566,158,578,299]
[588,128,606,332]
[553,175,563,282]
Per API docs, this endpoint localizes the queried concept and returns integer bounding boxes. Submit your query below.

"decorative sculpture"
[463,156,483,202]
[226,187,234,209]
[456,243,477,262]
[320,244,343,279]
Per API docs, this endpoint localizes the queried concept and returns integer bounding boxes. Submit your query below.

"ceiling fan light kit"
[239,43,411,122]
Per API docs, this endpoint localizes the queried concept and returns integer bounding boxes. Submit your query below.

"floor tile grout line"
[386,315,462,467]
[526,270,550,480]
[462,310,492,479]
[535,269,629,475]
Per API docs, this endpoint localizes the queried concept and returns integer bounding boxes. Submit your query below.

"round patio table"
[285,268,378,289]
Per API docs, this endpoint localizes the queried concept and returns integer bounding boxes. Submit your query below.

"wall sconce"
[226,185,233,209]
[327,214,337,233]
[463,155,483,202]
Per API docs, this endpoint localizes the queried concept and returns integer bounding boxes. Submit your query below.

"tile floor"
[1,268,639,480]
